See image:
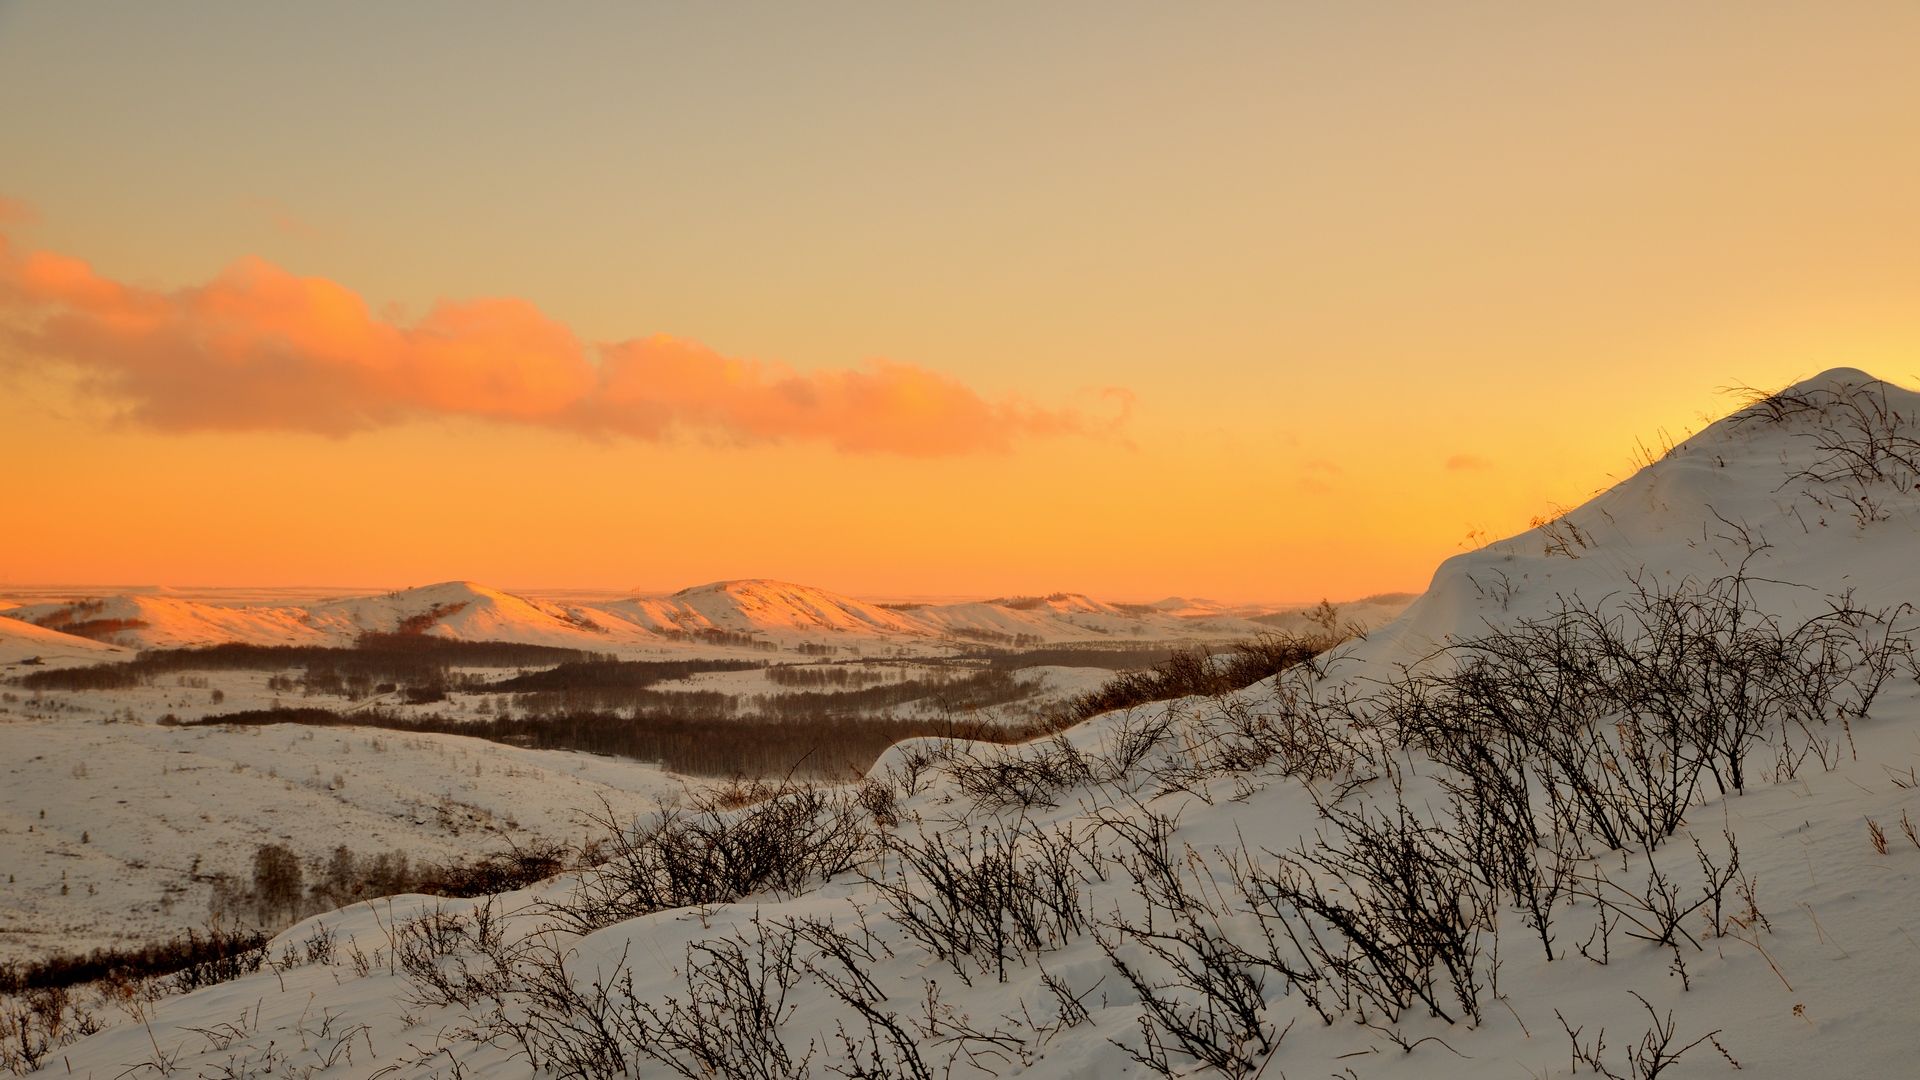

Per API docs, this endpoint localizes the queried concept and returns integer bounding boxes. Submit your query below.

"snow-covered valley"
[7,369,1920,1078]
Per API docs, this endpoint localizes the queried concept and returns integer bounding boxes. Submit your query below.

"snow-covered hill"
[3,593,336,651]
[0,617,127,668]
[2,578,1402,655]
[1370,365,1919,665]
[605,579,932,639]
[23,369,1920,1079]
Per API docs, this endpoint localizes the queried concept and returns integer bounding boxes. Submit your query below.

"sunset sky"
[3,3,1917,602]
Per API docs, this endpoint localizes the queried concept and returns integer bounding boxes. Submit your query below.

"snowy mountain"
[1,578,1400,654]
[27,369,1920,1078]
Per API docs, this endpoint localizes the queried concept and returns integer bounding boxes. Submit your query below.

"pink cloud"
[0,230,1121,455]
[1445,453,1493,472]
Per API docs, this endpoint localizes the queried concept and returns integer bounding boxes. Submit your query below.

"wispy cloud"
[1444,453,1493,472]
[1296,456,1343,494]
[239,196,326,242]
[0,226,1124,456]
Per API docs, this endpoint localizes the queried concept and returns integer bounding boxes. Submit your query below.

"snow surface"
[20,369,1920,1079]
[0,705,692,966]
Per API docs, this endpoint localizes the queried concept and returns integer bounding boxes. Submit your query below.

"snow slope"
[309,581,617,647]
[32,370,1920,1079]
[0,706,691,966]
[0,618,126,669]
[1369,366,1920,666]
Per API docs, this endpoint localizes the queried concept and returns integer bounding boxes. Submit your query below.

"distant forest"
[153,635,1330,777]
[11,636,614,691]
[180,705,1042,779]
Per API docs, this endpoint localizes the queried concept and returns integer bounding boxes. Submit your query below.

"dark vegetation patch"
[13,635,610,692]
[973,644,1185,672]
[491,667,1032,727]
[2,841,571,997]
[17,601,152,642]
[748,669,1035,721]
[49,618,150,642]
[655,628,777,650]
[942,626,1046,647]
[1045,634,1333,728]
[180,706,1050,779]
[489,658,762,694]
[0,922,268,997]
[983,592,1087,611]
[167,640,1331,777]
[764,664,900,689]
[214,840,572,925]
[393,601,469,635]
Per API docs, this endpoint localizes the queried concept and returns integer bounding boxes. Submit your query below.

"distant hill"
[0,613,130,668]
[1,578,1414,654]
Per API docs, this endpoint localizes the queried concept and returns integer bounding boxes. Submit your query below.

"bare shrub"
[1768,376,1920,491]
[552,787,872,933]
[1568,832,1743,987]
[1087,704,1182,783]
[788,917,933,1080]
[0,986,103,1075]
[866,818,1090,984]
[855,778,900,828]
[1095,840,1287,1077]
[628,925,813,1080]
[394,898,517,1010]
[1246,801,1496,1026]
[1049,633,1334,728]
[943,736,1094,810]
[492,939,635,1078]
[165,920,270,994]
[1558,992,1729,1079]
[1185,667,1369,785]
[0,921,267,997]
[1397,574,1909,857]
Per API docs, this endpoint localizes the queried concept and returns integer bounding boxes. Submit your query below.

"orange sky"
[2,4,1917,602]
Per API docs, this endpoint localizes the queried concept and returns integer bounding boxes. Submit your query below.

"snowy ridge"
[2,594,334,651]
[2,578,1404,655]
[651,579,929,636]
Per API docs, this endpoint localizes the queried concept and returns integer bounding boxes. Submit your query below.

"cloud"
[1295,457,1343,494]
[1444,453,1493,472]
[239,196,325,241]
[0,230,1120,455]
[0,198,35,226]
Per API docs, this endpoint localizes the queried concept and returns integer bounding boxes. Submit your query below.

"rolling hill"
[1,578,1405,655]
[0,615,128,668]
